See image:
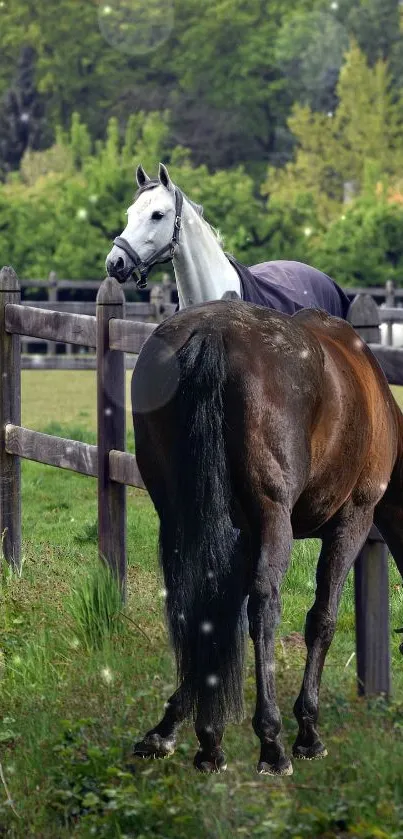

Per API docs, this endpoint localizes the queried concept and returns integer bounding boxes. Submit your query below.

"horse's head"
[106,163,191,288]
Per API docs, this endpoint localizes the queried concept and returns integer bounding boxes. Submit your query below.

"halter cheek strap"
[113,188,184,289]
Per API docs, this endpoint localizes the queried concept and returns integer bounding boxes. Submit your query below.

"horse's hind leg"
[293,504,373,760]
[132,681,191,759]
[248,501,293,776]
[193,714,227,774]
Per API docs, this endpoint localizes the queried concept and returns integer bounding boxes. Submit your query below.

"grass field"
[0,371,403,837]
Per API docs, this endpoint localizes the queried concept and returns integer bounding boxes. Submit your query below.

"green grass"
[0,371,402,837]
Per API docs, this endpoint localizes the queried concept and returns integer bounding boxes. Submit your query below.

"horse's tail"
[160,330,246,725]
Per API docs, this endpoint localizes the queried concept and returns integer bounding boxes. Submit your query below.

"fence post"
[0,266,21,571]
[385,279,395,308]
[162,273,172,305]
[355,529,390,696]
[385,280,395,346]
[150,284,165,323]
[47,271,58,355]
[347,294,391,696]
[96,277,126,596]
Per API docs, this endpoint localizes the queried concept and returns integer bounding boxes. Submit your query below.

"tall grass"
[67,561,125,652]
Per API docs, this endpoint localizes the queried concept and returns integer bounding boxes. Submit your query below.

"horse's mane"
[134,179,224,248]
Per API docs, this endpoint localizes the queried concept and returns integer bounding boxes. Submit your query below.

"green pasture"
[0,371,403,837]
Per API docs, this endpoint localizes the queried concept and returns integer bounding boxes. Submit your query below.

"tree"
[274,7,349,113]
[309,193,403,286]
[171,0,325,166]
[0,108,310,279]
[0,0,121,137]
[0,45,48,175]
[0,0,337,171]
[341,0,402,66]
[264,42,403,224]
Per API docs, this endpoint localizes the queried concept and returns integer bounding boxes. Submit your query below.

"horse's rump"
[135,300,400,539]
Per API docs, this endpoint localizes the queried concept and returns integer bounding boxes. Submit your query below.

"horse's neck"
[172,203,241,307]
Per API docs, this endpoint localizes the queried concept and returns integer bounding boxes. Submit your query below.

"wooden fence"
[17,271,403,304]
[16,274,403,368]
[0,268,401,696]
[19,271,176,362]
[0,266,151,600]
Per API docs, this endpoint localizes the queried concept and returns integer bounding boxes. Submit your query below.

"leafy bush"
[0,111,313,280]
[49,718,211,839]
[2,107,403,289]
[309,194,403,286]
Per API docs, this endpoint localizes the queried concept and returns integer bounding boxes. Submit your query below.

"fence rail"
[15,275,403,366]
[0,267,151,595]
[14,274,403,366]
[20,354,137,370]
[15,272,403,301]
[1,268,403,696]
[16,270,175,359]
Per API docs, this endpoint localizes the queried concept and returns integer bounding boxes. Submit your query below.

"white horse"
[106,163,241,308]
[105,163,350,322]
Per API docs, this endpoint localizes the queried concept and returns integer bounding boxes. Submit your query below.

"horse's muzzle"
[106,256,133,284]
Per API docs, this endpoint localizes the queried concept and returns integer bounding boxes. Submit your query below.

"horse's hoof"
[292,741,328,761]
[193,748,227,773]
[132,732,176,760]
[257,758,293,776]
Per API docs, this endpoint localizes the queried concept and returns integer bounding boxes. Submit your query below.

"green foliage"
[274,7,349,113]
[0,110,289,277]
[70,112,92,169]
[309,194,403,286]
[0,0,337,171]
[342,0,403,70]
[67,562,125,652]
[3,13,403,286]
[266,41,403,225]
[48,719,202,838]
[0,0,120,140]
[0,111,169,278]
[0,45,49,174]
[1,0,403,175]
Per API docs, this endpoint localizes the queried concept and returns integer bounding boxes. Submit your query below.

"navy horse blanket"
[227,256,350,319]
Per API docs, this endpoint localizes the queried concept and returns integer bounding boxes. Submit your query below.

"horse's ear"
[136,164,151,187]
[158,162,173,191]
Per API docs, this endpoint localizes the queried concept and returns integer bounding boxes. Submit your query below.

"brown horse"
[131,299,403,776]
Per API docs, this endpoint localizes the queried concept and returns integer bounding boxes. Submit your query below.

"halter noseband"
[113,184,184,289]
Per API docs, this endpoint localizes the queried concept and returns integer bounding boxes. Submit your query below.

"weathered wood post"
[96,277,126,597]
[0,266,21,571]
[150,284,165,323]
[47,271,58,355]
[354,529,390,696]
[385,279,395,308]
[347,294,391,696]
[385,280,395,347]
[162,272,172,305]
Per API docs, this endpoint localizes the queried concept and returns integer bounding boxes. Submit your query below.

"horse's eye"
[151,211,164,221]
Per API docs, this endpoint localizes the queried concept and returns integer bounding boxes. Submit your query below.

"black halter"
[113,184,184,289]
